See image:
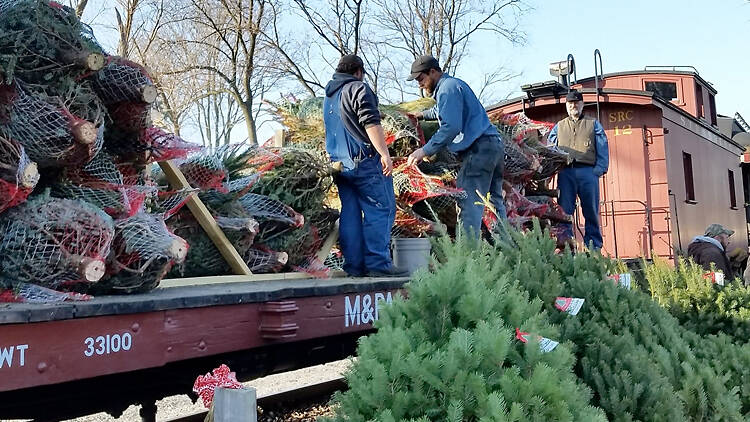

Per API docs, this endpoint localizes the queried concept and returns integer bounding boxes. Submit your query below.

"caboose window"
[729,170,737,208]
[683,152,695,202]
[645,81,678,101]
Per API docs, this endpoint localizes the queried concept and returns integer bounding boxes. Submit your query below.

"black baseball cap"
[407,55,440,81]
[566,91,583,102]
[336,54,365,73]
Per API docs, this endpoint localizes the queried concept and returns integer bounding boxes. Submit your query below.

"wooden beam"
[159,270,349,288]
[273,129,285,147]
[158,160,252,275]
[315,219,339,262]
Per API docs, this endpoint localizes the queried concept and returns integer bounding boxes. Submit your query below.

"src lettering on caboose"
[344,292,394,327]
[610,109,634,136]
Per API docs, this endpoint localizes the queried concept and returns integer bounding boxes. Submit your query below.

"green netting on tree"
[0,0,106,91]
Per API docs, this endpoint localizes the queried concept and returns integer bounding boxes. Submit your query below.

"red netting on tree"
[244,246,288,273]
[108,101,152,132]
[293,256,331,278]
[503,183,549,219]
[179,153,229,192]
[324,247,345,272]
[392,159,465,207]
[107,126,202,164]
[0,134,38,213]
[526,196,572,223]
[382,109,425,147]
[0,81,102,167]
[166,212,260,277]
[220,143,284,174]
[88,56,157,105]
[199,173,264,210]
[0,279,92,303]
[150,187,195,220]
[235,193,304,228]
[533,146,571,180]
[496,112,555,144]
[393,206,438,238]
[52,151,150,217]
[503,137,541,183]
[97,212,188,294]
[0,196,114,289]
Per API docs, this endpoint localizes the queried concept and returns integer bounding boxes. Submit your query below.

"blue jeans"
[335,156,396,275]
[558,165,602,249]
[457,135,507,238]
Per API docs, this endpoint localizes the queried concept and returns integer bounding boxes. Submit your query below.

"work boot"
[366,266,410,277]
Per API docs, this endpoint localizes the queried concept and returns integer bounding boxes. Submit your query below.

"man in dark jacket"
[548,90,609,250]
[405,55,506,237]
[323,54,407,277]
[687,223,735,279]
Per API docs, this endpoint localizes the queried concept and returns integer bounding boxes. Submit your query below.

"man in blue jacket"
[547,90,609,250]
[406,55,506,237]
[323,54,407,277]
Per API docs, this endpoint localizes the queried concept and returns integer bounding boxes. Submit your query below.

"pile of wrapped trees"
[0,0,206,301]
[0,1,332,301]
[270,96,572,247]
[163,144,339,278]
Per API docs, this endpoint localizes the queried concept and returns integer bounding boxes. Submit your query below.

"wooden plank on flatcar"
[158,160,252,275]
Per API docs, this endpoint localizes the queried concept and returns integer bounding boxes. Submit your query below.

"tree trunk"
[240,101,257,145]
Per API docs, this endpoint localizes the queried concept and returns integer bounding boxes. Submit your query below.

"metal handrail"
[594,49,603,121]
[566,54,576,88]
[644,65,699,75]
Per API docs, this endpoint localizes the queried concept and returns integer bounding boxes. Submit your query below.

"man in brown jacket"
[548,90,609,249]
[687,223,735,279]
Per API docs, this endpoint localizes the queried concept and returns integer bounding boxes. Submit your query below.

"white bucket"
[392,237,431,275]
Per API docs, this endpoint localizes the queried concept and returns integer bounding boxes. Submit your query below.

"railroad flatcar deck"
[0,275,408,420]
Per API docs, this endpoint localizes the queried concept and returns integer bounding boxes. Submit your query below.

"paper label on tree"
[608,273,632,289]
[555,297,585,315]
[515,328,559,353]
[703,271,725,286]
[538,337,559,353]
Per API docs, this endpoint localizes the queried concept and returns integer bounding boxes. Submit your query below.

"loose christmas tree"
[323,234,605,421]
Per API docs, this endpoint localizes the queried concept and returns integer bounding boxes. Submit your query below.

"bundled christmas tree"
[0,0,202,300]
[323,234,606,421]
[0,193,114,289]
[95,212,188,294]
[0,133,38,212]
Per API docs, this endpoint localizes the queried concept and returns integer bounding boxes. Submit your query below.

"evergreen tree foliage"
[323,235,606,422]
[495,223,743,421]
[646,255,750,341]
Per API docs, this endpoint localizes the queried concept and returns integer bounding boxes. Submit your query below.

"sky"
[80,0,750,143]
[475,0,749,116]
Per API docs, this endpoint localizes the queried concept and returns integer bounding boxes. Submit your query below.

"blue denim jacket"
[422,74,498,156]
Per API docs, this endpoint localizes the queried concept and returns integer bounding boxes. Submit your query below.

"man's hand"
[381,155,393,176]
[411,111,424,120]
[406,148,427,167]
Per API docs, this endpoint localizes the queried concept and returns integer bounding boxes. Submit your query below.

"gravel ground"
[3,359,352,422]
